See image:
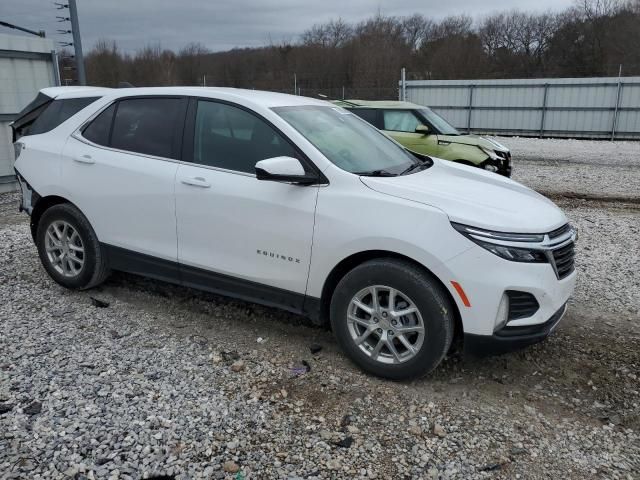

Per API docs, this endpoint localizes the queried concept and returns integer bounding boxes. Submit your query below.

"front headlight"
[451,223,548,263]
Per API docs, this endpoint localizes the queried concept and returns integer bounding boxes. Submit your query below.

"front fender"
[441,142,487,165]
[306,181,473,299]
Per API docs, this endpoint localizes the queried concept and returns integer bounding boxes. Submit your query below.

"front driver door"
[174,98,318,311]
[382,109,440,157]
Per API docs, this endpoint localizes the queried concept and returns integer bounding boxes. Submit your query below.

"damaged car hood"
[360,159,566,233]
[437,134,509,152]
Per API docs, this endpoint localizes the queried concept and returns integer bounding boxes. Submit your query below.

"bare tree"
[400,14,434,51]
[574,0,622,18]
[85,40,123,86]
[177,42,209,85]
[301,18,353,47]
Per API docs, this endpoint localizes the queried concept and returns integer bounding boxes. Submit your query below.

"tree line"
[73,0,640,99]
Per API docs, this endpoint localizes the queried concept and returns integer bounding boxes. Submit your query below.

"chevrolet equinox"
[12,87,577,379]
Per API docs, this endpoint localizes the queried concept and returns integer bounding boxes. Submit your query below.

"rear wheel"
[330,258,454,380]
[36,203,110,290]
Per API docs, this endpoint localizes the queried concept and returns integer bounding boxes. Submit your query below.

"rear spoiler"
[11,86,110,142]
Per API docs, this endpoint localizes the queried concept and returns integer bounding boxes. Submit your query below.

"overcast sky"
[5,0,575,53]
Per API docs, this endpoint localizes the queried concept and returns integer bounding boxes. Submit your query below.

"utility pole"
[55,1,86,85]
[67,0,86,85]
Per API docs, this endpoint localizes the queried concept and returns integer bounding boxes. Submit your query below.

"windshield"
[419,108,460,136]
[273,105,425,176]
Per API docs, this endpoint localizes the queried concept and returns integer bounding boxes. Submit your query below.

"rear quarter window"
[28,97,100,136]
[82,104,116,146]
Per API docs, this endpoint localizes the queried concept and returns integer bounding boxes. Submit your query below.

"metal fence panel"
[402,77,640,140]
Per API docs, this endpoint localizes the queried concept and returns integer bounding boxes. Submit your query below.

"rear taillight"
[13,142,24,161]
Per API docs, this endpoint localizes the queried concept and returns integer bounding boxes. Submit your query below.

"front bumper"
[482,156,512,177]
[433,242,576,340]
[464,303,567,356]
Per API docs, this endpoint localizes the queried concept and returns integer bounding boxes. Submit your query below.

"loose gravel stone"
[230,359,245,372]
[433,424,446,438]
[223,460,240,473]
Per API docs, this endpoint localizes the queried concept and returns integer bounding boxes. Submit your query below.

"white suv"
[12,86,577,379]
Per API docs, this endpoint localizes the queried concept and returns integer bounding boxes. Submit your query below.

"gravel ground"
[494,136,640,200]
[1,146,639,479]
[495,136,639,167]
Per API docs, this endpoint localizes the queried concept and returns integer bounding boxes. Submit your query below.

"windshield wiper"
[400,159,430,175]
[354,169,396,177]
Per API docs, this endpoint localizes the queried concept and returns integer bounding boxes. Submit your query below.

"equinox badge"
[257,249,301,264]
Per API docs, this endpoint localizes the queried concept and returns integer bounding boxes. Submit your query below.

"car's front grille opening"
[551,241,576,279]
[506,290,540,320]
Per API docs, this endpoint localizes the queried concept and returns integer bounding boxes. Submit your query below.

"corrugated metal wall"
[402,77,640,140]
[0,33,58,191]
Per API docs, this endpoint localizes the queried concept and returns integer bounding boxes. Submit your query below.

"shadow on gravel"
[104,271,318,329]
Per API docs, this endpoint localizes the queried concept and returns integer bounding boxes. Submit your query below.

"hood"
[360,159,567,233]
[439,134,509,152]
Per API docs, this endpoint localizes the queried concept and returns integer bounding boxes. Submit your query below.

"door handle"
[180,176,211,188]
[73,154,95,164]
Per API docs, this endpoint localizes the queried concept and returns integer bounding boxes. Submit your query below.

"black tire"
[330,258,454,380]
[36,203,110,290]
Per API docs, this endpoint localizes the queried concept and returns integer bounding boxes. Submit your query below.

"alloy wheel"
[347,285,425,364]
[44,220,85,278]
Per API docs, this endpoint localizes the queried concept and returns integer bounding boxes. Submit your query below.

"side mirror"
[415,124,430,135]
[255,156,319,185]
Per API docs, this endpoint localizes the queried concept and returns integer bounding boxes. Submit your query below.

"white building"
[0,32,59,193]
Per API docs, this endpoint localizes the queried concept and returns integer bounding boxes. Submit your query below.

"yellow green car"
[334,100,512,177]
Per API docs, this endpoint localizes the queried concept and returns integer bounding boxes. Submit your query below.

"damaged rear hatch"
[10,86,109,142]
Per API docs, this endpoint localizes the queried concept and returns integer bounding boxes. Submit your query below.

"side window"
[28,97,100,136]
[383,110,422,133]
[82,104,115,146]
[193,100,297,173]
[111,98,183,159]
[351,109,380,128]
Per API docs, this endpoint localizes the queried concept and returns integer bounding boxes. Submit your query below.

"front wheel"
[330,259,455,380]
[36,203,110,290]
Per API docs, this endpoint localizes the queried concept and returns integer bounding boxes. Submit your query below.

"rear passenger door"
[174,98,318,305]
[62,96,187,266]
